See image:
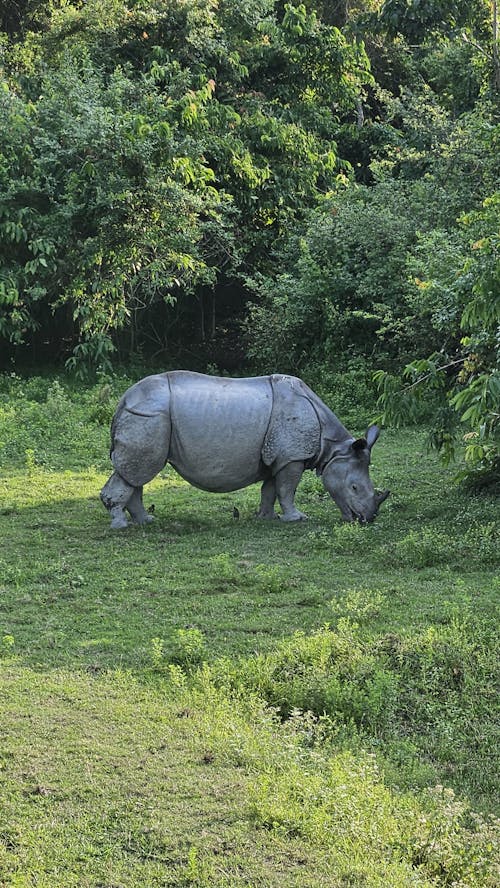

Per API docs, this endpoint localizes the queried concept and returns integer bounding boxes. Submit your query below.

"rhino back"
[168,372,273,493]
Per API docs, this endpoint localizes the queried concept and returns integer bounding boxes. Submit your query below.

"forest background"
[0,0,499,484]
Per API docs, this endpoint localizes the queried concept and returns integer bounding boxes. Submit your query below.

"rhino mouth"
[350,492,390,525]
[346,507,369,524]
[356,511,373,525]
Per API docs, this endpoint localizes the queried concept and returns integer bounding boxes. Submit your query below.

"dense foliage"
[0,1,499,480]
[0,0,371,364]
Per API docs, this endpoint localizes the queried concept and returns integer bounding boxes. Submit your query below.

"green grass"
[0,373,499,886]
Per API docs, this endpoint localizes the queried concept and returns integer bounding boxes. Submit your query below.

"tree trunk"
[211,292,216,339]
[200,293,205,342]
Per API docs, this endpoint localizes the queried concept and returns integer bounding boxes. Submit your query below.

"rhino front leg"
[100,471,135,529]
[127,486,154,525]
[257,477,279,519]
[275,461,308,521]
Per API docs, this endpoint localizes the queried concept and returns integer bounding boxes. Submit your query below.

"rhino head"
[320,425,390,524]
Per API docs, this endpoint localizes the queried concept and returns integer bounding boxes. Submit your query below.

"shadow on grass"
[0,486,326,673]
[1,462,498,674]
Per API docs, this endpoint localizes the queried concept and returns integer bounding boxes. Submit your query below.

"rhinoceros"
[100,371,389,529]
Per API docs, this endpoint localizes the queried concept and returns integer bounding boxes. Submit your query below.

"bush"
[312,359,379,428]
[0,371,123,470]
[376,190,500,487]
[173,670,499,887]
[203,595,498,808]
[210,621,400,732]
[150,628,207,671]
[244,177,456,376]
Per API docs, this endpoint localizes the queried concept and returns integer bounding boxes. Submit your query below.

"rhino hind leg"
[275,461,308,521]
[100,471,135,529]
[127,486,154,525]
[257,477,279,519]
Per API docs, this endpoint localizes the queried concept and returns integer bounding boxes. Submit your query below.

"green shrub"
[330,587,386,624]
[379,618,484,711]
[249,757,499,886]
[1,634,15,658]
[170,628,207,668]
[376,615,499,795]
[383,528,452,568]
[203,599,498,807]
[150,628,207,671]
[312,359,379,428]
[252,563,290,595]
[178,673,499,887]
[211,621,400,732]
[0,371,118,470]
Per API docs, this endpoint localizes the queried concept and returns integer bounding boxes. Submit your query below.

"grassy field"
[0,373,498,887]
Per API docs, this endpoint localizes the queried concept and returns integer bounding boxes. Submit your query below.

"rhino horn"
[375,489,390,506]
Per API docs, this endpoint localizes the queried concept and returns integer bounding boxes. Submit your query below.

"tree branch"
[461,32,492,61]
[402,357,467,392]
[355,97,364,129]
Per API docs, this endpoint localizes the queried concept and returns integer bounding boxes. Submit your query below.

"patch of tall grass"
[168,667,499,888]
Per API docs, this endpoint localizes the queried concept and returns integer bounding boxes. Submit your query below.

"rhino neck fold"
[298,382,353,473]
[312,434,355,475]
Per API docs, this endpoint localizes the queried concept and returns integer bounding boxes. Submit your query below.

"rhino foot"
[110,513,129,530]
[279,510,308,522]
[256,509,279,520]
[129,512,155,526]
[127,487,155,525]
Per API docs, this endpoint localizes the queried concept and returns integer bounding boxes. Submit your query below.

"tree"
[376,190,500,485]
[0,0,373,368]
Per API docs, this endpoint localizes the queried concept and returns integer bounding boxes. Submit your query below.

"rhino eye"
[352,484,358,492]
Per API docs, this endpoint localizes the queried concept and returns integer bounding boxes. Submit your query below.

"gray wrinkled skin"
[100,371,389,529]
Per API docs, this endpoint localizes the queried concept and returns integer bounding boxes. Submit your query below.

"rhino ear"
[351,437,368,453]
[365,425,380,450]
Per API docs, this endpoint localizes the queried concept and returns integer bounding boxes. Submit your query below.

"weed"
[46,379,70,417]
[330,588,386,624]
[170,628,207,668]
[85,379,117,425]
[209,552,240,589]
[1,634,15,656]
[149,629,207,671]
[188,675,500,887]
[177,845,214,887]
[149,636,165,669]
[306,522,365,554]
[24,447,38,475]
[209,621,400,732]
[383,523,498,568]
[253,563,289,595]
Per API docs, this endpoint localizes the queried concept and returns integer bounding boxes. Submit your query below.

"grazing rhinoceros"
[100,371,389,529]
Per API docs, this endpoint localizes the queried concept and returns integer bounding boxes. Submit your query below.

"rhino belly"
[168,374,272,493]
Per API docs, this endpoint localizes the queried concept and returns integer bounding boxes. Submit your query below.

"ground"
[0,379,498,886]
